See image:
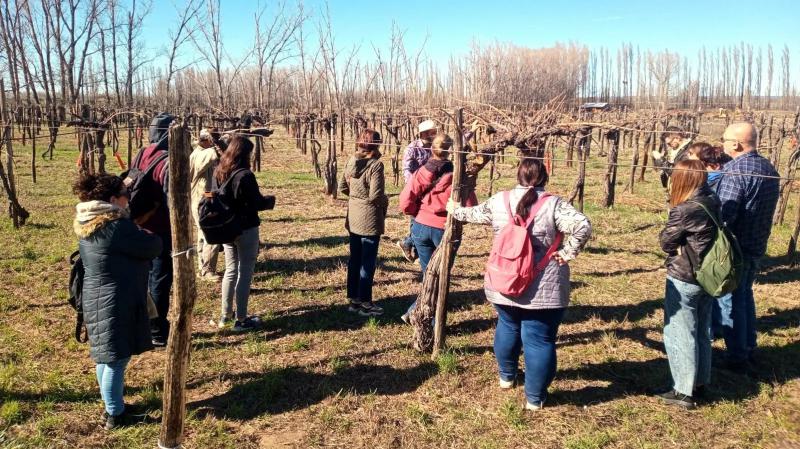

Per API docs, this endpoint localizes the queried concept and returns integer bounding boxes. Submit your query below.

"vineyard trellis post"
[431,108,466,358]
[602,128,620,207]
[158,121,197,449]
[0,79,28,227]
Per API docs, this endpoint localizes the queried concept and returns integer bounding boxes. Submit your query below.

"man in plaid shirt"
[714,122,780,372]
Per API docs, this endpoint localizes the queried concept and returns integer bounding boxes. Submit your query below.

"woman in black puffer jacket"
[73,173,162,430]
[657,159,720,410]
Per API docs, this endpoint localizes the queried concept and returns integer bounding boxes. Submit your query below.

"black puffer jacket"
[659,184,721,284]
[76,213,163,364]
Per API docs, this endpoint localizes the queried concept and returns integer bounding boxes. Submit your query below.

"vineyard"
[1,1,800,448]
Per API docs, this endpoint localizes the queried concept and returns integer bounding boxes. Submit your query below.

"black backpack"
[121,146,169,220]
[198,168,247,244]
[68,250,88,343]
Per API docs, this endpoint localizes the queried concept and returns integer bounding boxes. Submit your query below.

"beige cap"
[418,119,436,134]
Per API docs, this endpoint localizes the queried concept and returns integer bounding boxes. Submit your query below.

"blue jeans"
[347,233,380,304]
[149,232,173,340]
[718,259,758,363]
[96,357,130,416]
[493,304,565,404]
[663,276,713,396]
[222,226,260,321]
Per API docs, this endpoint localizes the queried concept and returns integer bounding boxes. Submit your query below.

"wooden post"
[158,121,197,449]
[431,108,466,358]
[603,129,620,207]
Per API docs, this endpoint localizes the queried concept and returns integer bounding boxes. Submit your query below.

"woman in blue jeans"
[658,159,720,409]
[448,159,591,410]
[213,135,275,331]
[73,173,162,429]
[339,129,388,316]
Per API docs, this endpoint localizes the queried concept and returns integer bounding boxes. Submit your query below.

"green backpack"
[691,201,744,297]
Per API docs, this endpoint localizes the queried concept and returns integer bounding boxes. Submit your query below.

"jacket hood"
[74,200,129,238]
[74,211,126,238]
[149,113,176,151]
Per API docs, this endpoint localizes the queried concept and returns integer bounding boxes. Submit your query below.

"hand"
[651,150,664,161]
[445,199,458,215]
[470,120,480,133]
[553,253,569,266]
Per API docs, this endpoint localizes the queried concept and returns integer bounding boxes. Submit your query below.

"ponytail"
[515,158,549,217]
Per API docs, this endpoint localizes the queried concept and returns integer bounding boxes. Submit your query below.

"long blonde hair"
[670,160,707,207]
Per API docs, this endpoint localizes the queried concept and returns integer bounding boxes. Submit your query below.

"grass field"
[1,129,798,448]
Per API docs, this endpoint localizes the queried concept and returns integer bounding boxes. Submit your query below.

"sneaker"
[151,337,167,348]
[348,298,364,313]
[210,317,234,329]
[659,390,695,409]
[358,302,384,317]
[200,271,221,282]
[400,312,411,325]
[499,377,515,389]
[396,240,416,263]
[233,317,260,332]
[525,401,544,411]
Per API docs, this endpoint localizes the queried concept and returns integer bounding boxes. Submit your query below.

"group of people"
[73,114,274,429]
[72,112,780,430]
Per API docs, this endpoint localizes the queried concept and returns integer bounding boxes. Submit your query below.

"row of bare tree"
[1,1,798,117]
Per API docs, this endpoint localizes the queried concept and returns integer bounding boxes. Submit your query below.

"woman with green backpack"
[658,159,722,409]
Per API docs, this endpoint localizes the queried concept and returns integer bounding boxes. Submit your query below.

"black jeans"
[149,232,173,340]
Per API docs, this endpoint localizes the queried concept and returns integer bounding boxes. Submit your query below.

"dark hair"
[687,141,712,157]
[515,158,549,217]
[695,145,731,168]
[215,134,253,183]
[356,129,382,158]
[72,173,125,202]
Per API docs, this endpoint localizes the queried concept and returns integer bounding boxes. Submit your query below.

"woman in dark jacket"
[73,173,162,430]
[338,129,388,317]
[658,159,720,409]
[213,135,275,331]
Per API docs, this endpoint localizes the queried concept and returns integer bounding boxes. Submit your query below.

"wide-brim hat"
[418,119,436,134]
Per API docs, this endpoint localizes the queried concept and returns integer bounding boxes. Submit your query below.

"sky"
[141,0,800,78]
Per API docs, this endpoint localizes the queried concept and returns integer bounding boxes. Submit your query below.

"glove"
[651,150,664,162]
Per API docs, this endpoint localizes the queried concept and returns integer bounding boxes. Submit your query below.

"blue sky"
[142,0,798,75]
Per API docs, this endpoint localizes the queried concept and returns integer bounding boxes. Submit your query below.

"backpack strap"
[690,200,722,228]
[533,232,563,274]
[217,168,249,193]
[524,192,552,228]
[503,190,515,223]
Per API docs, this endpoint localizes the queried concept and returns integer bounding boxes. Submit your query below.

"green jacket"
[339,156,388,236]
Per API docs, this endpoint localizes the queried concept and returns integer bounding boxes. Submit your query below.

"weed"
[499,399,525,430]
[436,350,459,375]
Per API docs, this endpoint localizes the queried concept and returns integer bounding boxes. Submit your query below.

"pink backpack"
[486,191,563,297]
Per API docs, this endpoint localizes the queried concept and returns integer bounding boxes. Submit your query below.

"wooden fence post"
[158,121,197,449]
[603,128,620,207]
[431,108,466,358]
[789,188,800,266]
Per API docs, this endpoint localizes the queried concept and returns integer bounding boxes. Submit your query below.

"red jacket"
[399,159,478,230]
[134,144,170,235]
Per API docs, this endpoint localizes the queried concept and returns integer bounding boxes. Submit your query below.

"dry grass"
[0,129,798,448]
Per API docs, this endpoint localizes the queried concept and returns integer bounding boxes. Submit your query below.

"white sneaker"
[525,401,544,411]
[499,378,515,389]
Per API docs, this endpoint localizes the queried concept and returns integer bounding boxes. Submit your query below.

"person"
[339,129,388,317]
[72,173,163,430]
[447,158,592,410]
[657,159,720,409]
[715,122,780,372]
[212,135,276,331]
[189,128,222,281]
[687,143,731,190]
[686,143,733,338]
[129,112,174,347]
[396,119,438,262]
[398,133,477,323]
[652,126,693,189]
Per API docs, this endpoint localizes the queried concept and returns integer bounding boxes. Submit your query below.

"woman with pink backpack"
[447,158,591,410]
